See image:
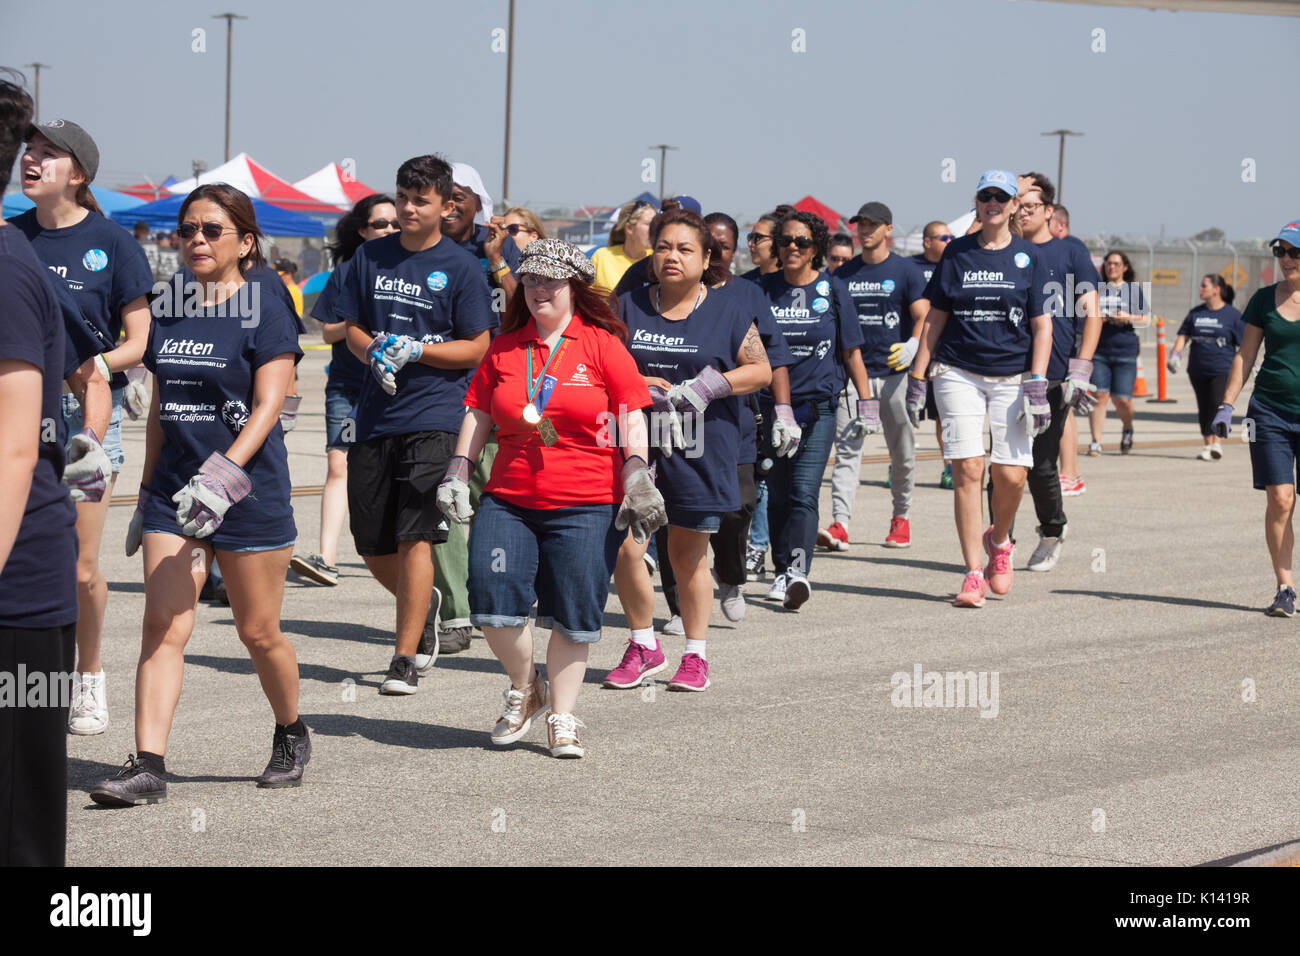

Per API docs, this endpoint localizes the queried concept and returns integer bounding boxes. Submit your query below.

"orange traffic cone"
[1132,354,1148,398]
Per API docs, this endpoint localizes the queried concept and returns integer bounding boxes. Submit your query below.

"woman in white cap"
[906,170,1052,607]
[438,239,665,758]
[14,119,154,735]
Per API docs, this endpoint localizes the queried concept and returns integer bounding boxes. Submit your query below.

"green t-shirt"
[1244,284,1300,416]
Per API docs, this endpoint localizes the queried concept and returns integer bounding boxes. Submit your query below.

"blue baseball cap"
[672,195,702,215]
[1273,220,1300,248]
[975,170,1018,198]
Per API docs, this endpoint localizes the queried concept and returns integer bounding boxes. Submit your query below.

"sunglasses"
[926,234,953,242]
[367,219,400,230]
[747,232,772,245]
[774,235,815,250]
[506,224,535,237]
[976,189,1012,204]
[177,222,235,241]
[1271,243,1300,260]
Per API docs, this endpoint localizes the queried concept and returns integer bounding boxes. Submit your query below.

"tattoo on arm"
[741,324,766,363]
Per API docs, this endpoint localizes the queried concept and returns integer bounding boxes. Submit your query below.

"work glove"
[171,451,252,538]
[615,456,667,544]
[125,486,149,557]
[771,403,801,457]
[843,398,881,441]
[123,366,150,420]
[1211,403,1233,439]
[887,337,919,372]
[1166,350,1184,375]
[666,365,732,414]
[367,333,398,396]
[1019,377,1052,437]
[647,385,686,457]
[435,455,474,523]
[1061,357,1097,414]
[279,394,301,433]
[905,375,927,428]
[64,428,112,503]
[381,334,424,373]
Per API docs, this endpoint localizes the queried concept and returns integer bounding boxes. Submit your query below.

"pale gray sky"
[4,0,1296,237]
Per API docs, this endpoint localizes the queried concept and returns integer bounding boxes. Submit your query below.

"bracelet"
[492,265,510,279]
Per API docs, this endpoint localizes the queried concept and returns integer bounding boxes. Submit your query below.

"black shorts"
[924,386,939,421]
[347,430,455,555]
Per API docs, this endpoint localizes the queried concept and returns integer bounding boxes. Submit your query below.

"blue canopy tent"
[3,184,144,219]
[109,193,325,237]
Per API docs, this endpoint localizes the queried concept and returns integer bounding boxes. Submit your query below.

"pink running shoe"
[666,653,710,692]
[602,640,667,689]
[982,526,1014,595]
[953,570,989,608]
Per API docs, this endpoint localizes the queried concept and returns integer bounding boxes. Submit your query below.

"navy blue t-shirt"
[836,253,928,377]
[1095,281,1148,360]
[52,269,108,380]
[142,284,302,550]
[719,276,792,465]
[333,233,497,440]
[311,261,367,391]
[910,253,940,288]
[12,208,154,388]
[455,224,520,290]
[0,225,78,628]
[1177,304,1244,378]
[613,256,654,298]
[929,234,1048,377]
[619,286,750,512]
[1031,237,1101,380]
[759,271,864,406]
[174,263,306,335]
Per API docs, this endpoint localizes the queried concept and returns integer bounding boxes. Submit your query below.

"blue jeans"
[764,397,836,578]
[62,385,125,471]
[324,381,361,451]
[749,479,770,552]
[467,493,621,644]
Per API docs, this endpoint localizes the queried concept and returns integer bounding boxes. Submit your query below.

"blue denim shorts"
[1090,355,1138,399]
[63,385,125,471]
[468,494,621,644]
[325,382,360,451]
[665,506,723,533]
[1246,397,1300,490]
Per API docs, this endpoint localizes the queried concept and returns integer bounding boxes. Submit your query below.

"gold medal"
[537,418,559,446]
[522,403,541,425]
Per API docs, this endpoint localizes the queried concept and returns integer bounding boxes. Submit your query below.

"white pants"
[830,374,914,527]
[931,365,1033,467]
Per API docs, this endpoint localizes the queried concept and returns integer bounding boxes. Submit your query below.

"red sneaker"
[1061,475,1086,497]
[982,526,1014,595]
[883,516,911,548]
[817,521,850,551]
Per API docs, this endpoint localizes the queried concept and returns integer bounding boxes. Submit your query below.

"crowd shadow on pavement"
[1050,588,1257,614]
[303,712,504,752]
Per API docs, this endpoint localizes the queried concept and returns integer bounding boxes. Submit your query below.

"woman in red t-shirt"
[437,239,666,759]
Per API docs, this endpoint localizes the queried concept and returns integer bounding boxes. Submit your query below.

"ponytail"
[73,160,102,215]
[1206,273,1235,306]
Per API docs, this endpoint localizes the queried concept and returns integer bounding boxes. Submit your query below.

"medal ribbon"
[526,337,571,408]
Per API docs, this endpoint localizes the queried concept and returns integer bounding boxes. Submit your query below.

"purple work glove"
[1211,403,1233,439]
[1020,376,1052,437]
[279,394,302,432]
[647,385,686,457]
[905,375,927,428]
[125,486,149,557]
[1166,349,1184,374]
[64,428,111,503]
[171,451,252,538]
[667,365,732,413]
[771,403,801,457]
[436,455,474,523]
[1061,357,1097,414]
[844,397,882,441]
[615,456,668,543]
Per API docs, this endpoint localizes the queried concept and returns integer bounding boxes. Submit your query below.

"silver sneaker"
[69,671,108,736]
[1027,523,1068,573]
[662,615,685,636]
[765,572,789,602]
[718,583,746,622]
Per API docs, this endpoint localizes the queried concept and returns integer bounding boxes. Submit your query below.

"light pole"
[647,144,678,203]
[212,13,247,162]
[23,62,50,120]
[502,0,515,204]
[1041,129,1082,203]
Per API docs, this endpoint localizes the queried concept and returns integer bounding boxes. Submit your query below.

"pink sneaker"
[953,570,989,608]
[602,640,667,689]
[666,653,710,692]
[982,526,1014,595]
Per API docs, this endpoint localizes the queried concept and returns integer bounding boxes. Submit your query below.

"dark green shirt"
[1244,284,1300,415]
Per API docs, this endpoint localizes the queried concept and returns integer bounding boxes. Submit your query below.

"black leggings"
[1189,374,1228,437]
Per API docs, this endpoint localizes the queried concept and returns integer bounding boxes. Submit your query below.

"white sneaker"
[765,572,789,602]
[1210,442,1223,460]
[69,671,108,736]
[1088,441,1102,456]
[1197,447,1213,461]
[662,615,685,636]
[547,712,586,758]
[1027,524,1068,573]
[718,583,746,622]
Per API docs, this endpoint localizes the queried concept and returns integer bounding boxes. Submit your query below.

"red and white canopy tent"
[794,195,850,235]
[292,163,379,210]
[165,153,346,215]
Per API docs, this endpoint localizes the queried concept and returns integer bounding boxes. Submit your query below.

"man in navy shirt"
[336,155,497,695]
[909,221,955,486]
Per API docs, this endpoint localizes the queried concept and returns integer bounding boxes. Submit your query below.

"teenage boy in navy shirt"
[335,155,497,695]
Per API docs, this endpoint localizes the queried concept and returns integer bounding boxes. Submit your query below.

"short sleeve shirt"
[311,262,367,391]
[1177,304,1244,378]
[1243,285,1300,416]
[759,271,864,405]
[1031,237,1101,380]
[1095,281,1148,361]
[835,253,928,376]
[718,277,792,464]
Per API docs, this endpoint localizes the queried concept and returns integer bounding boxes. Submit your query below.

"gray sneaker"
[90,755,167,807]
[256,724,311,788]
[439,625,472,655]
[1027,523,1068,573]
[289,553,339,586]
[718,584,746,622]
[662,615,685,636]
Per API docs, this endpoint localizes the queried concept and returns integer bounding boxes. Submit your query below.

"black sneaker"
[256,724,311,788]
[90,754,167,807]
[289,553,339,586]
[416,586,442,674]
[1120,429,1134,454]
[744,547,767,582]
[1267,586,1296,618]
[439,625,472,655]
[380,654,419,695]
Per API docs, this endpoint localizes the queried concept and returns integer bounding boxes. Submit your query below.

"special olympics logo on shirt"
[811,297,829,314]
[222,399,250,433]
[881,279,896,294]
[1014,252,1031,269]
[1008,307,1024,327]
[884,311,900,329]
[815,339,831,360]
[427,271,449,292]
[82,248,109,272]
[815,280,831,296]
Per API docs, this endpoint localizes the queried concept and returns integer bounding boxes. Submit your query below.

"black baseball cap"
[24,119,99,181]
[849,202,892,226]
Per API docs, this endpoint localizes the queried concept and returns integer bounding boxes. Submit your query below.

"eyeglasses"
[747,232,773,245]
[1019,202,1045,214]
[976,190,1012,204]
[367,219,399,230]
[177,222,236,241]
[925,234,953,242]
[774,235,815,250]
[1272,243,1300,260]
